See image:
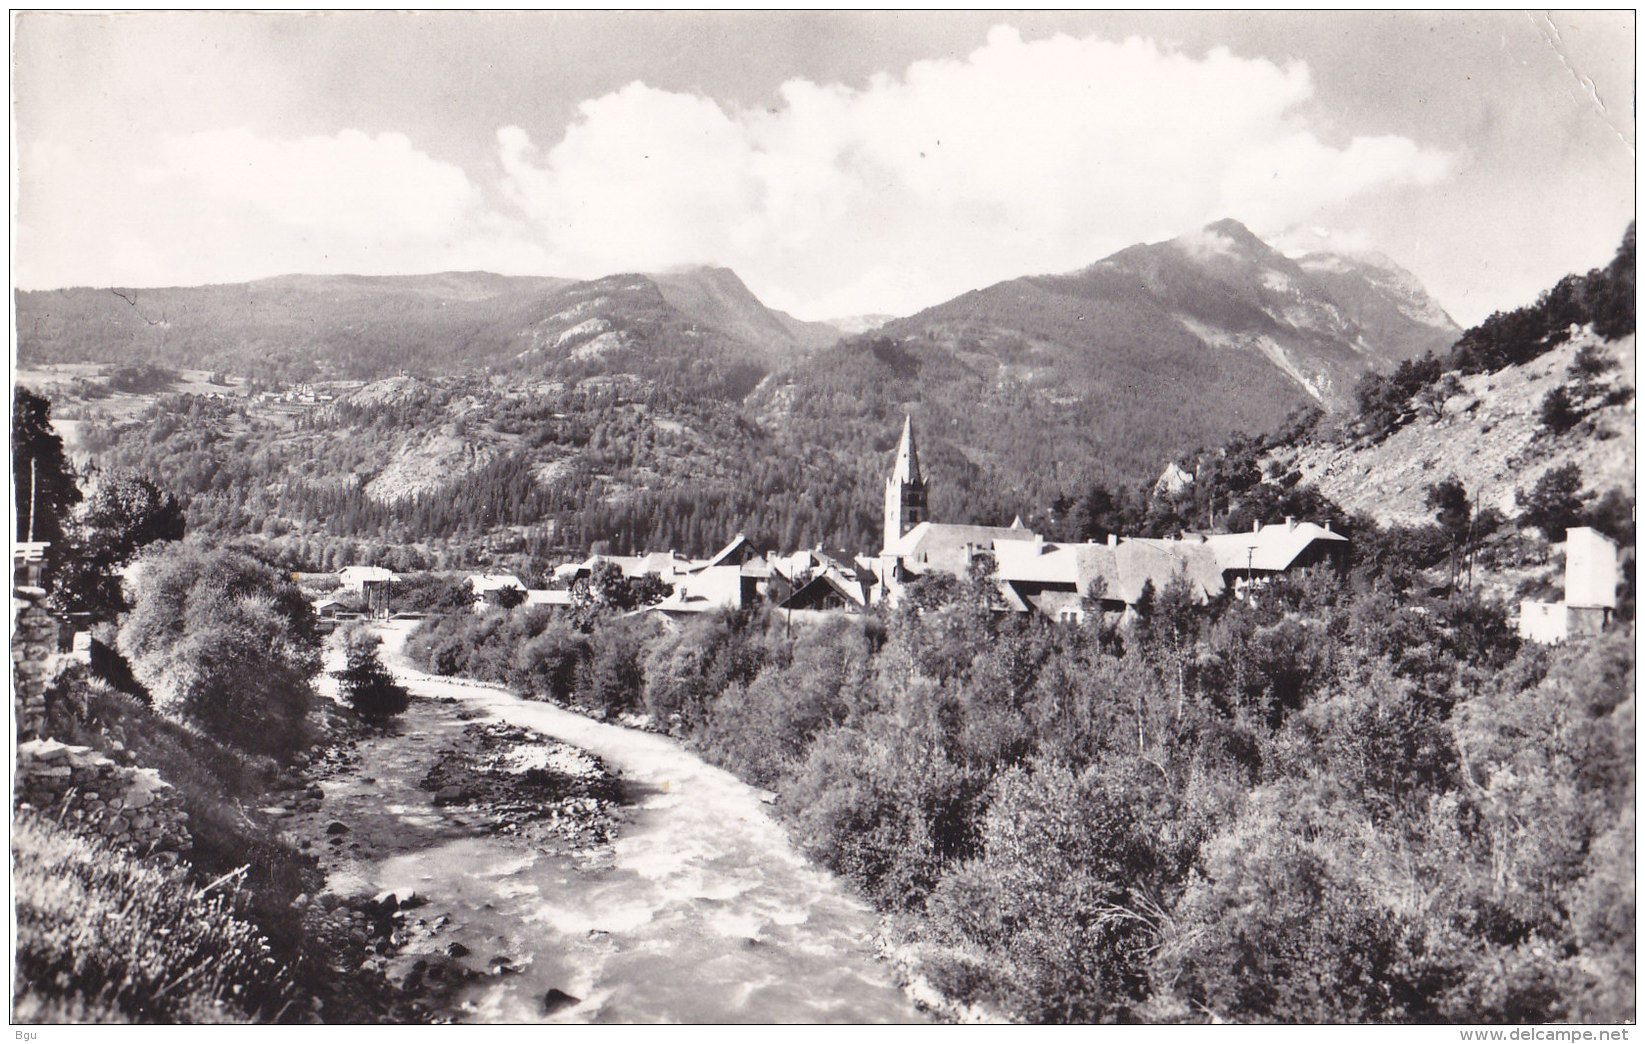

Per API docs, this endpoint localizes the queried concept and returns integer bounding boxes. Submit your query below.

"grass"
[12,810,297,1024]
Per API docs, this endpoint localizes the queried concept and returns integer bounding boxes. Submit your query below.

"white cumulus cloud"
[154,128,480,239]
[494,25,1454,318]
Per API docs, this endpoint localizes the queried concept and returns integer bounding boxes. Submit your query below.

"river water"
[344,621,924,1024]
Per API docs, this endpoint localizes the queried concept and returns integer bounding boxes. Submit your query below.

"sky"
[11,11,1636,325]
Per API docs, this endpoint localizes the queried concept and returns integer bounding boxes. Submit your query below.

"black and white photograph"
[8,9,1636,1027]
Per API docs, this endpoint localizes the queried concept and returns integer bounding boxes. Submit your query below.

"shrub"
[13,812,297,1024]
[924,761,1168,1022]
[333,626,410,724]
[1518,464,1588,541]
[118,545,320,758]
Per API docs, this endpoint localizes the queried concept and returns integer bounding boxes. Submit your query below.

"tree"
[1538,386,1582,435]
[1426,477,1472,590]
[1418,373,1465,423]
[118,544,320,757]
[56,471,186,621]
[1518,464,1588,541]
[490,584,527,611]
[12,387,80,553]
[333,626,410,724]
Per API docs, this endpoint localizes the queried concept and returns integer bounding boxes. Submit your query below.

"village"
[307,416,1620,647]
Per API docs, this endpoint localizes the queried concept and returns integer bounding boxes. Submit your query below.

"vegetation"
[13,811,297,1023]
[13,386,82,553]
[1350,223,1634,443]
[405,522,1633,1023]
[117,543,321,757]
[333,625,410,724]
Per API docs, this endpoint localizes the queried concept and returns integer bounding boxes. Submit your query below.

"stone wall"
[16,738,192,855]
[12,585,54,739]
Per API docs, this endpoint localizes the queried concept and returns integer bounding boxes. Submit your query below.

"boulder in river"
[541,989,580,1016]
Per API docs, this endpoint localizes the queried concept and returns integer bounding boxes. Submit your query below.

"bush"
[117,544,320,758]
[925,761,1168,1022]
[1518,464,1588,541]
[13,812,297,1024]
[333,626,410,724]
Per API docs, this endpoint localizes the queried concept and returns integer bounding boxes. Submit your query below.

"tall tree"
[12,387,80,551]
[56,471,186,621]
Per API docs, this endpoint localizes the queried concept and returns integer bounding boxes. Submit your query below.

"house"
[992,534,1226,624]
[337,565,397,592]
[467,573,526,613]
[1200,518,1350,595]
[1519,527,1620,643]
[337,566,400,617]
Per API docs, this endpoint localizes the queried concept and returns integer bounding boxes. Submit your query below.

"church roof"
[890,521,1040,558]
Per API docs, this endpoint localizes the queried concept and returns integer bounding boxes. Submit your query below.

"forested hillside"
[15,223,1626,572]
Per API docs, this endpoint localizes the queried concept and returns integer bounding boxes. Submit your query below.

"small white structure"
[337,565,397,592]
[1566,527,1620,614]
[1518,527,1619,644]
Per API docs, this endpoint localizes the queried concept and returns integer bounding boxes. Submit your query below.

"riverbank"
[270,670,631,1021]
[366,620,926,1023]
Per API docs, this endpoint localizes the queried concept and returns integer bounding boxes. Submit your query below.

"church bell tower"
[883,415,928,554]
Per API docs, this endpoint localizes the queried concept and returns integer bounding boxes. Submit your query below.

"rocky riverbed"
[265,692,630,1021]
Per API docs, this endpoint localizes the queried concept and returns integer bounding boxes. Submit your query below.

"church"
[869,416,1348,621]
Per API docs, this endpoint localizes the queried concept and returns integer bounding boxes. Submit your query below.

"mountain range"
[17,220,1466,550]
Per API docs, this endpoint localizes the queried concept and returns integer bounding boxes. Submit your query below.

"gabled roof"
[693,532,754,572]
[338,565,397,582]
[778,570,868,611]
[1201,520,1348,574]
[467,573,525,593]
[891,521,1041,558]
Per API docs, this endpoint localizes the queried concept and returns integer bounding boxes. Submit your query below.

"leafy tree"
[56,471,186,621]
[117,544,320,757]
[925,761,1167,1022]
[490,584,527,611]
[1426,477,1473,589]
[332,626,410,724]
[1418,373,1465,422]
[1517,464,1588,541]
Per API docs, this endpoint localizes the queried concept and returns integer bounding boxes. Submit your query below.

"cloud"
[495,25,1453,317]
[15,25,1456,315]
[17,127,547,289]
[153,128,480,239]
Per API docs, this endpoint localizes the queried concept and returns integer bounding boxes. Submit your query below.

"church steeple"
[891,415,922,484]
[884,415,929,554]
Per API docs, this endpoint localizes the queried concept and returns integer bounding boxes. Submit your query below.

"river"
[338,621,925,1024]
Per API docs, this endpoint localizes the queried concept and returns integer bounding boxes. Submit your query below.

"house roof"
[693,532,753,572]
[778,570,867,611]
[524,589,573,607]
[993,538,1225,605]
[338,565,396,582]
[467,573,525,593]
[1200,520,1348,574]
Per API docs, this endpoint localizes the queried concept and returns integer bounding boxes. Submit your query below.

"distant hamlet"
[11,221,1635,1024]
